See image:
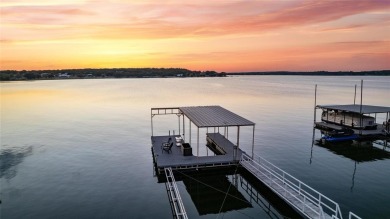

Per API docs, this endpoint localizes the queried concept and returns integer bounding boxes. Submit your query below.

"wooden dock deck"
[151,134,243,174]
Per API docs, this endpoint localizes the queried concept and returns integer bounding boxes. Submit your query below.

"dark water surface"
[1,76,389,218]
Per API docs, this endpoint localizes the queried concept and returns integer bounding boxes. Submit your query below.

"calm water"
[1,76,389,219]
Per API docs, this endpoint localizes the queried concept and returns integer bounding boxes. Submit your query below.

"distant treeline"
[228,70,390,76]
[0,68,226,81]
[1,69,389,81]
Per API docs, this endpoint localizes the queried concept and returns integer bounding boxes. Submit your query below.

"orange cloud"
[1,0,389,71]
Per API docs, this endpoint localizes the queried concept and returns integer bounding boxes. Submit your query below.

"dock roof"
[317,104,390,114]
[179,106,255,128]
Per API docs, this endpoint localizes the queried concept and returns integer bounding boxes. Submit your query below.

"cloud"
[2,0,389,41]
[0,0,88,7]
[1,0,389,71]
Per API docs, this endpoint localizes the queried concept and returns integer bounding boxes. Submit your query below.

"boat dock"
[151,134,243,175]
[312,82,389,143]
[151,106,361,219]
[151,106,253,175]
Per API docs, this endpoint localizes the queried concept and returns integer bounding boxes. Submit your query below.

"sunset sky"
[1,0,389,72]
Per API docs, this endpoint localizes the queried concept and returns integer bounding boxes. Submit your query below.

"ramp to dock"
[164,167,188,219]
[240,153,342,219]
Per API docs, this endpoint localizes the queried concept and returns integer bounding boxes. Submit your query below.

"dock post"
[197,127,199,157]
[359,80,363,136]
[151,111,154,137]
[178,114,181,135]
[183,114,185,142]
[235,126,240,162]
[252,125,255,159]
[314,84,317,126]
[227,126,229,139]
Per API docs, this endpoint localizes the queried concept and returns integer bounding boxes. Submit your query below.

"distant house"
[58,73,70,78]
[41,73,49,78]
[176,74,184,77]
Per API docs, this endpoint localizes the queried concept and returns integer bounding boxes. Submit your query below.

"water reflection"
[181,174,252,215]
[239,170,303,219]
[314,140,390,162]
[312,137,390,192]
[0,145,33,179]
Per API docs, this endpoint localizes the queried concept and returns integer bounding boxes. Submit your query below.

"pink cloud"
[1,0,389,71]
[2,0,389,41]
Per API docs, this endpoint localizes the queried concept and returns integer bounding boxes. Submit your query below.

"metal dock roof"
[179,106,255,128]
[317,104,390,114]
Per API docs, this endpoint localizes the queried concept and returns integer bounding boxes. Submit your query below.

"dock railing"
[331,212,362,219]
[348,212,362,219]
[164,167,188,219]
[240,153,343,219]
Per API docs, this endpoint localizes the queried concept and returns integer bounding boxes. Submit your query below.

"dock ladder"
[164,167,188,219]
[240,153,347,219]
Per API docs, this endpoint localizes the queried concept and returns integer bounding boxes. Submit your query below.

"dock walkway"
[240,153,341,219]
[164,167,188,219]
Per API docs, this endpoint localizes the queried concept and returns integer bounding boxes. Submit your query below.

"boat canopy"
[179,106,255,128]
[317,104,390,114]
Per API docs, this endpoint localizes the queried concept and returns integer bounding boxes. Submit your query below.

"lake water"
[1,76,389,219]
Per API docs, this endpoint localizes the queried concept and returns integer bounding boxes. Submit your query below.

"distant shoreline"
[228,70,390,76]
[0,68,389,81]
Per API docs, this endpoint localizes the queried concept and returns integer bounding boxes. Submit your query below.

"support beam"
[183,114,185,141]
[237,126,240,148]
[359,80,363,135]
[189,120,192,146]
[178,114,181,135]
[151,114,154,136]
[314,84,317,125]
[252,125,255,159]
[235,126,240,161]
[206,127,209,156]
[227,126,229,139]
[197,127,199,157]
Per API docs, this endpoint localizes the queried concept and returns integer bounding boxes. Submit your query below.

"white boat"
[321,110,376,130]
[315,104,390,136]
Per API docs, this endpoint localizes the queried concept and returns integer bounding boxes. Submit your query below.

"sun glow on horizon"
[1,0,390,72]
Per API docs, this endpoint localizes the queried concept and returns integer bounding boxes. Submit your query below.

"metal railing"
[348,212,362,219]
[240,175,284,219]
[332,212,362,219]
[164,167,188,219]
[240,153,343,219]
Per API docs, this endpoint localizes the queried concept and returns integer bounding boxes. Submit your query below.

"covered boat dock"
[315,104,390,137]
[151,106,255,174]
